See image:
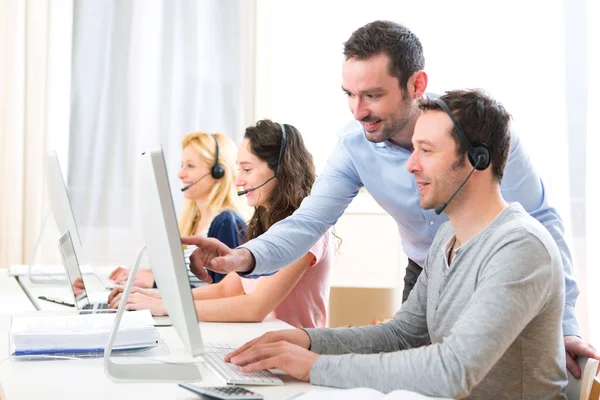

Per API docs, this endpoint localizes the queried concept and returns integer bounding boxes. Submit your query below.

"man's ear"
[407,70,428,99]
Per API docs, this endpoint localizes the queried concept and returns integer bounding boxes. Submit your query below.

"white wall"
[584,0,600,345]
[563,0,591,342]
[253,0,571,217]
[253,0,579,312]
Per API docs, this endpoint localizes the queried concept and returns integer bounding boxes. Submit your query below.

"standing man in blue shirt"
[183,20,598,376]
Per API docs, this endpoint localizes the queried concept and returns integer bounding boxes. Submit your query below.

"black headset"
[433,98,491,171]
[210,134,225,179]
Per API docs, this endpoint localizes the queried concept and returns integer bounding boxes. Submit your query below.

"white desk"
[14,265,116,311]
[0,271,450,400]
[0,272,36,314]
[0,273,36,369]
[1,272,333,399]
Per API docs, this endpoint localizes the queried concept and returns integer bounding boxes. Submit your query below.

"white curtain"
[585,0,600,345]
[0,0,73,269]
[68,0,254,266]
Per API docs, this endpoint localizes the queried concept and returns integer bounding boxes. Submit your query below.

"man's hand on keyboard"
[225,329,311,363]
[225,329,317,381]
[109,267,155,288]
[228,340,318,382]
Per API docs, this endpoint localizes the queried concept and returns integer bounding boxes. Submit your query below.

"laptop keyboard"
[204,342,283,386]
[82,302,110,310]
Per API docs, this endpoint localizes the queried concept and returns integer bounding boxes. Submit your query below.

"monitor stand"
[103,246,202,383]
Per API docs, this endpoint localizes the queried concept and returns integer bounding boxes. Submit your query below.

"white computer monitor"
[138,146,203,356]
[103,146,203,383]
[45,150,85,262]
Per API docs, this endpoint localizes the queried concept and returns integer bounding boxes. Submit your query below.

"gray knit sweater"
[306,204,567,399]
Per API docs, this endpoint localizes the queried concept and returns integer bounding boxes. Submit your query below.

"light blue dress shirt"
[242,122,579,335]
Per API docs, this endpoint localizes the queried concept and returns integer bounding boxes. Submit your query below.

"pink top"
[241,230,334,329]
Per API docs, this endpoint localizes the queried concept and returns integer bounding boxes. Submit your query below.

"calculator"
[178,383,264,399]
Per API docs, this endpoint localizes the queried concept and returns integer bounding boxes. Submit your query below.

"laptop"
[58,231,172,326]
[58,231,112,312]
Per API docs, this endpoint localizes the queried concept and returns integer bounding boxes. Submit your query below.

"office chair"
[566,357,600,400]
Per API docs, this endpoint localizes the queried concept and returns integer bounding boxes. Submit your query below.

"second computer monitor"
[138,146,204,357]
[45,150,85,262]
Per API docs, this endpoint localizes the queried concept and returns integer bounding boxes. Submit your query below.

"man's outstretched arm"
[186,140,363,279]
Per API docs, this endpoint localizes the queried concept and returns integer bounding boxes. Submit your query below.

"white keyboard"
[204,343,283,386]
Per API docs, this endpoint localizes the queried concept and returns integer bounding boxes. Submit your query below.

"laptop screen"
[58,231,91,309]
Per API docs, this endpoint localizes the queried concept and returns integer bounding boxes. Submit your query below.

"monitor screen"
[58,231,91,309]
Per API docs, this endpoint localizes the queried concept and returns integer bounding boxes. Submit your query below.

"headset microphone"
[434,155,482,215]
[181,172,211,192]
[237,176,276,196]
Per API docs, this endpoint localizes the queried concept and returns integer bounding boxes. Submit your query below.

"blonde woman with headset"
[108,131,247,286]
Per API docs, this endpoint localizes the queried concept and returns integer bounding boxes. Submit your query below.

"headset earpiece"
[211,163,225,179]
[211,134,225,179]
[469,144,491,171]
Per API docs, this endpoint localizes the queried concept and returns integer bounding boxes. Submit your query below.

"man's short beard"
[364,113,412,143]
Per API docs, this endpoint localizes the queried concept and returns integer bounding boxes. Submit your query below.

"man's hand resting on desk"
[225,329,317,382]
[109,267,155,288]
[565,335,600,378]
[181,236,255,284]
[107,286,167,316]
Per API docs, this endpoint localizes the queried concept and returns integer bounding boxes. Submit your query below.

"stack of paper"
[10,310,159,355]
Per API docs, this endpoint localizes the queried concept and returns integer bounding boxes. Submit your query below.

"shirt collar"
[376,139,412,152]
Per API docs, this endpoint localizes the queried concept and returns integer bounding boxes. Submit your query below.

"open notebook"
[10,310,159,355]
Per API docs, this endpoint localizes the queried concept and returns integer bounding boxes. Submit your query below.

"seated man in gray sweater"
[224,89,568,399]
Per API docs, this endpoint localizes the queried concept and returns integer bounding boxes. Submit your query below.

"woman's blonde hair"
[178,131,245,237]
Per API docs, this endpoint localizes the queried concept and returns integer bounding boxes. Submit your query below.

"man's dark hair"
[343,20,424,90]
[419,89,512,182]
